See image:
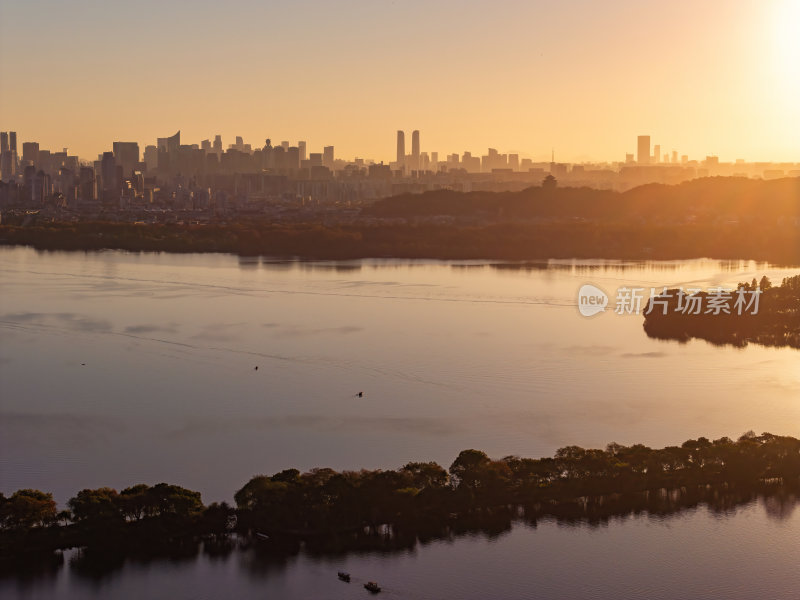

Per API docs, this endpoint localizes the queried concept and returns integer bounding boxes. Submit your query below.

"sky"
[1,0,798,163]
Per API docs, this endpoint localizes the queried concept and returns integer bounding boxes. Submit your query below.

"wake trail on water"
[0,267,575,308]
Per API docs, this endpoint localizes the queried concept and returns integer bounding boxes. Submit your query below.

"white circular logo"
[578,284,608,317]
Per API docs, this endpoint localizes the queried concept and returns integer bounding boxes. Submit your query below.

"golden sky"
[1,0,798,163]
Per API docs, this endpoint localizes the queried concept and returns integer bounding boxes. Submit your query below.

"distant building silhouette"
[637,135,650,165]
[411,130,420,172]
[22,142,39,168]
[78,166,95,201]
[156,131,180,175]
[113,141,139,178]
[100,151,117,202]
[157,131,180,154]
[323,146,334,169]
[396,130,405,168]
[542,173,557,190]
[0,131,17,180]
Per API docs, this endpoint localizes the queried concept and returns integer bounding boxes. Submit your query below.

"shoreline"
[3,433,799,563]
[2,220,799,263]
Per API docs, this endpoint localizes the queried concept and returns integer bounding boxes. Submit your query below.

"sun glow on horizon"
[0,0,798,163]
[771,1,800,96]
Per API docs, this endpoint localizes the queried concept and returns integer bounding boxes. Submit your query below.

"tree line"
[2,431,799,564]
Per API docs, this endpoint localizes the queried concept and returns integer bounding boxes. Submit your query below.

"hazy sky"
[1,0,798,163]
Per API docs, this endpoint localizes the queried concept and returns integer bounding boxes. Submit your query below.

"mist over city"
[1,1,798,599]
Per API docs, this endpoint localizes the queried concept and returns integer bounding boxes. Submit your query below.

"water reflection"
[2,488,795,592]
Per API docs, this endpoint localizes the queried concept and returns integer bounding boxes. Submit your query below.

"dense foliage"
[1,177,799,262]
[4,431,797,566]
[644,275,800,348]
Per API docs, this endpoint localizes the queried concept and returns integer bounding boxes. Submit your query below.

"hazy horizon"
[1,0,798,163]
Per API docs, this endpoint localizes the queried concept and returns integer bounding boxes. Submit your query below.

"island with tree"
[643,275,800,349]
[3,431,799,573]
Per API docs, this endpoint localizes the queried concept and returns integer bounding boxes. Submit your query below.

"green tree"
[449,449,490,488]
[119,484,150,521]
[147,483,203,517]
[1,489,57,529]
[234,476,289,511]
[68,488,121,522]
[401,462,448,490]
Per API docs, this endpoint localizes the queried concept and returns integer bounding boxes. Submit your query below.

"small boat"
[255,532,270,541]
[337,571,351,582]
[364,581,381,593]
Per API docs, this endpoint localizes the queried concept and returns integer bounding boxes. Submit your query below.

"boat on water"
[364,581,381,593]
[255,532,270,541]
[337,571,351,582]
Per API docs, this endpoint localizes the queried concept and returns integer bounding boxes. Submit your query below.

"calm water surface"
[2,499,799,600]
[1,247,798,503]
[1,247,799,598]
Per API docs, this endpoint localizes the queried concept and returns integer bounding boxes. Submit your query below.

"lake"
[1,247,798,598]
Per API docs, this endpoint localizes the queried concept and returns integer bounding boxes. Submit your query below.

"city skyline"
[3,127,798,174]
[1,1,798,163]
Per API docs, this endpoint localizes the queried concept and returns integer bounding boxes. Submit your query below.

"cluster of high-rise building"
[393,130,533,174]
[0,130,347,214]
[0,129,797,223]
[632,135,687,166]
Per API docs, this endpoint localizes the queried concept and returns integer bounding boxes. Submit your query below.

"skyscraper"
[113,141,140,177]
[100,151,116,202]
[0,151,14,180]
[637,135,650,165]
[157,131,180,176]
[9,132,17,156]
[157,131,180,154]
[286,146,300,171]
[396,131,405,167]
[653,144,661,163]
[298,141,307,162]
[79,166,95,201]
[323,146,334,169]
[22,142,40,167]
[0,132,8,154]
[411,130,420,171]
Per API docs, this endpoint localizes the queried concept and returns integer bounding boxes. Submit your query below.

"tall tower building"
[298,141,307,162]
[79,166,95,201]
[22,142,40,167]
[9,132,17,156]
[396,130,405,166]
[100,151,117,202]
[0,132,8,154]
[637,135,650,165]
[323,146,334,169]
[653,144,661,163]
[411,130,420,171]
[113,141,140,177]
